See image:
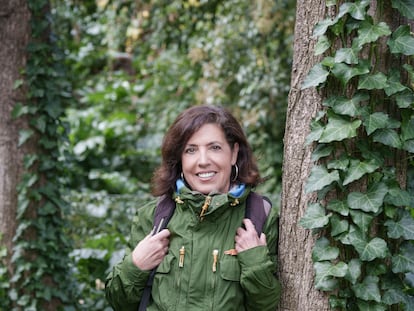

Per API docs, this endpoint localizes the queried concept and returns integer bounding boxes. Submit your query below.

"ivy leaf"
[330,214,349,237]
[401,114,414,141]
[385,69,408,96]
[391,242,414,273]
[385,186,412,207]
[312,237,339,261]
[372,129,403,149]
[345,258,362,285]
[387,25,414,55]
[301,63,330,89]
[391,0,414,19]
[314,261,348,291]
[313,18,336,37]
[327,199,350,216]
[385,211,414,240]
[356,301,387,311]
[343,159,380,185]
[18,129,35,147]
[363,112,401,136]
[319,115,361,143]
[395,90,414,109]
[352,276,382,302]
[358,73,388,90]
[334,47,360,64]
[356,21,391,48]
[315,35,331,55]
[338,0,370,20]
[323,92,368,117]
[311,144,334,161]
[351,232,388,262]
[348,182,388,213]
[305,165,340,193]
[382,288,407,306]
[350,210,374,233]
[332,62,370,85]
[327,157,350,171]
[299,203,331,229]
[403,140,414,152]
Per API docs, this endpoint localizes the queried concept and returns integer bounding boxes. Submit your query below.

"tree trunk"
[0,0,31,275]
[279,1,329,310]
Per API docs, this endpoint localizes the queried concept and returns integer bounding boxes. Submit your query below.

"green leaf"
[327,157,350,171]
[305,165,340,193]
[343,159,380,185]
[363,112,401,136]
[315,35,331,55]
[18,129,34,147]
[352,276,381,302]
[372,129,403,148]
[401,114,414,141]
[355,21,391,48]
[338,0,370,20]
[350,210,374,233]
[348,182,388,213]
[391,242,414,273]
[319,115,361,143]
[345,258,362,284]
[323,92,368,117]
[382,288,407,305]
[299,203,331,229]
[395,90,414,108]
[330,214,349,237]
[334,47,360,64]
[403,139,414,152]
[385,186,412,207]
[387,25,414,55]
[356,300,387,311]
[327,199,350,216]
[301,64,330,89]
[311,145,334,161]
[313,18,336,37]
[332,61,370,85]
[392,0,414,19]
[385,69,408,96]
[306,117,325,145]
[358,72,388,90]
[354,234,388,262]
[312,237,339,261]
[314,261,348,291]
[385,210,414,239]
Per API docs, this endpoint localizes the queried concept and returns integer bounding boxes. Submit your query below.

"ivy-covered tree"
[0,0,74,309]
[281,0,414,310]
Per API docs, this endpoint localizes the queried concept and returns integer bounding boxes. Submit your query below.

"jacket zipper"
[199,195,211,220]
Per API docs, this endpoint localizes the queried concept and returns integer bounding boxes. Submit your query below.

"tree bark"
[0,0,31,275]
[279,1,329,310]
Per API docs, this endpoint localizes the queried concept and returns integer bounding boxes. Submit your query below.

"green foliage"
[50,0,294,309]
[301,0,414,309]
[4,0,76,309]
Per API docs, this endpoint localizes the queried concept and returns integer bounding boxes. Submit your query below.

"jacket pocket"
[220,255,241,282]
[156,253,175,274]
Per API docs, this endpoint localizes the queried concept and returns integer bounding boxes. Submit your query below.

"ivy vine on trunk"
[300,0,414,310]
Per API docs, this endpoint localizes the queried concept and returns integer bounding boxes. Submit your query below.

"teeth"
[198,172,215,178]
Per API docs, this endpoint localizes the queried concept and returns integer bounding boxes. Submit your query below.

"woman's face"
[181,123,239,194]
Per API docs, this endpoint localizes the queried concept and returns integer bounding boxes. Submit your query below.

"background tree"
[280,0,414,310]
[0,0,74,309]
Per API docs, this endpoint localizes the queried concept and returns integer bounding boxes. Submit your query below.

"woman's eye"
[185,147,196,154]
[211,145,221,151]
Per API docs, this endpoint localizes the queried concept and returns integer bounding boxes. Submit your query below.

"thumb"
[259,233,267,245]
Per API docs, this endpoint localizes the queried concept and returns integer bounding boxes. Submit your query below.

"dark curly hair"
[151,105,262,196]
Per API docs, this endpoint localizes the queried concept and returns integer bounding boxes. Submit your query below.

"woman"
[105,105,281,310]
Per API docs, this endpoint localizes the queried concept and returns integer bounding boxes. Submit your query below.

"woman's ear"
[232,143,239,165]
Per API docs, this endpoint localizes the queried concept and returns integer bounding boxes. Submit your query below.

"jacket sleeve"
[238,204,281,311]
[105,200,157,311]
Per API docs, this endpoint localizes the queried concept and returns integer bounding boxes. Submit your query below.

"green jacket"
[105,185,281,310]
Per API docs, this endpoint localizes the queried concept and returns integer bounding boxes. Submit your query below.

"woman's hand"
[132,229,171,270]
[235,219,266,253]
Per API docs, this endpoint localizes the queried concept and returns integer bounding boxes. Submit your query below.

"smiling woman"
[105,105,281,311]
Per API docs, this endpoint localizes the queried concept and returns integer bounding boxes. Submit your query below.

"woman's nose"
[197,149,209,165]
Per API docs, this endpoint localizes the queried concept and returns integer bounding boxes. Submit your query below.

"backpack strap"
[245,192,271,236]
[138,195,176,311]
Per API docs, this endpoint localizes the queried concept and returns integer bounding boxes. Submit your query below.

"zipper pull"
[199,196,212,220]
[179,246,185,268]
[212,249,219,272]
